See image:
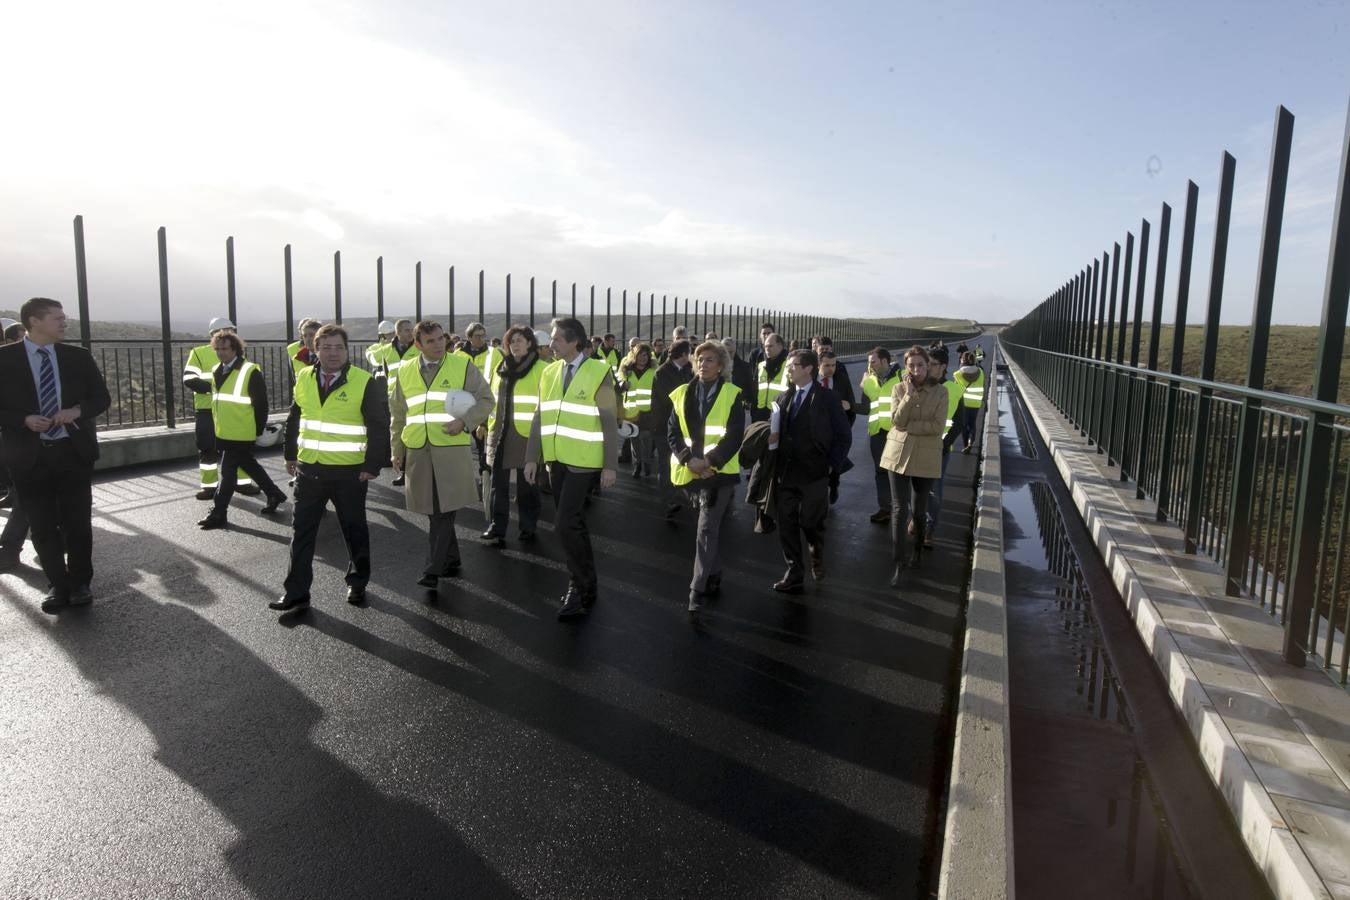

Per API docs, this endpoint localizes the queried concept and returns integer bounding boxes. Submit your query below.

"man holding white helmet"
[182,317,260,500]
[364,319,398,374]
[390,320,494,593]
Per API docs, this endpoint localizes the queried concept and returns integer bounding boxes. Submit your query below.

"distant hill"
[0,311,198,342]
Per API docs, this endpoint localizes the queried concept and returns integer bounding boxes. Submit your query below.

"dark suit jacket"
[0,342,111,471]
[775,383,851,485]
[818,370,856,425]
[730,356,755,409]
[651,359,694,437]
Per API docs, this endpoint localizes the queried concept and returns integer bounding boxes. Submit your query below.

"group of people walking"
[0,296,987,622]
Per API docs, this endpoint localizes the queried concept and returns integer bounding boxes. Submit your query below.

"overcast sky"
[2,0,1347,330]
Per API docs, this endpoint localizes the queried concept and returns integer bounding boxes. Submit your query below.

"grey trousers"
[425,474,460,576]
[690,484,735,595]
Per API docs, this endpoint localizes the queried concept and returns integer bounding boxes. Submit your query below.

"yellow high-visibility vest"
[669,381,742,485]
[861,370,902,436]
[489,358,543,438]
[455,345,502,393]
[756,358,790,410]
[396,354,472,449]
[294,366,372,465]
[212,361,261,440]
[955,368,986,409]
[183,344,220,412]
[621,366,656,416]
[943,379,963,433]
[539,357,610,468]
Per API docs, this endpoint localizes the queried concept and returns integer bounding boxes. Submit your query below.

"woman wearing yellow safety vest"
[523,317,621,621]
[618,342,658,478]
[952,350,986,453]
[481,326,544,547]
[391,320,495,590]
[196,331,288,530]
[667,340,745,617]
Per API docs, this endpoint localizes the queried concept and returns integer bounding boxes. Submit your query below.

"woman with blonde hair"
[880,346,946,586]
[618,341,658,477]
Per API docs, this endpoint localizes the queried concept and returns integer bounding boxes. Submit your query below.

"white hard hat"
[532,329,550,346]
[0,318,17,332]
[378,319,396,334]
[207,317,235,334]
[254,422,284,448]
[617,421,639,439]
[443,389,477,420]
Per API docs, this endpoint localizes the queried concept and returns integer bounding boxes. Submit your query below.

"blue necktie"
[37,347,61,438]
[790,389,805,422]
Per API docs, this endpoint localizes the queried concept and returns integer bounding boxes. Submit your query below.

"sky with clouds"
[1,0,1347,329]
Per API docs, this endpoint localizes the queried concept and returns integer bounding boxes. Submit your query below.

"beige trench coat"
[879,378,946,479]
[390,357,495,515]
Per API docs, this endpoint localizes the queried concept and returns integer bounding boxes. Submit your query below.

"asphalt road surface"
[1,350,984,899]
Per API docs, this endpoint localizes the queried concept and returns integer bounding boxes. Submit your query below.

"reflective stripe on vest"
[398,353,471,448]
[668,380,742,486]
[294,367,372,465]
[287,341,310,376]
[622,367,656,414]
[538,357,608,468]
[944,380,963,432]
[956,370,986,408]
[212,361,260,440]
[489,359,543,438]
[184,344,220,411]
[756,359,789,409]
[384,345,421,389]
[861,372,902,435]
[456,345,501,392]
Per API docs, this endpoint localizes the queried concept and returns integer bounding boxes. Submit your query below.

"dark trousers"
[778,476,828,581]
[958,404,978,448]
[927,448,952,531]
[283,475,370,600]
[425,472,461,576]
[213,446,280,515]
[869,431,892,510]
[1,494,30,553]
[889,472,933,563]
[691,485,734,594]
[13,441,93,592]
[548,465,598,596]
[488,457,540,537]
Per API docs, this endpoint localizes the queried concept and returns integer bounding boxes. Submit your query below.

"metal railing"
[58,222,979,430]
[1002,99,1350,684]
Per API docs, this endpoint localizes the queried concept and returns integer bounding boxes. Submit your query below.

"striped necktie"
[37,347,61,438]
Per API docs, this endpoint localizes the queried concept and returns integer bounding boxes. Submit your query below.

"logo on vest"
[337,390,348,401]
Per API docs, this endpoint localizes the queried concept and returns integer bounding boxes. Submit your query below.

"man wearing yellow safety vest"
[754,332,790,425]
[523,317,620,620]
[369,319,419,485]
[182,317,260,499]
[482,326,545,546]
[363,319,398,375]
[953,350,986,454]
[195,331,288,530]
[618,342,658,477]
[599,333,621,377]
[859,346,902,523]
[390,320,495,591]
[271,324,390,611]
[667,340,745,616]
[455,321,502,497]
[286,317,322,379]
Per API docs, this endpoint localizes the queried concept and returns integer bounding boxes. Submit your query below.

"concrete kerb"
[938,347,1013,900]
[93,413,289,472]
[1002,348,1332,900]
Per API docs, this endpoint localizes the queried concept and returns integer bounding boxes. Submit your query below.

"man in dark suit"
[723,337,756,413]
[770,349,851,594]
[0,298,111,612]
[651,339,694,518]
[817,349,857,504]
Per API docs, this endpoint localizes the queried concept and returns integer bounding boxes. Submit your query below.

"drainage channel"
[996,366,1271,900]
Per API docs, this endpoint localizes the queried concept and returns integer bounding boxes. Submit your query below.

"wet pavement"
[0,348,987,899]
[996,364,1271,900]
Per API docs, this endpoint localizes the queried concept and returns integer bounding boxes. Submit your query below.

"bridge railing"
[1002,99,1350,684]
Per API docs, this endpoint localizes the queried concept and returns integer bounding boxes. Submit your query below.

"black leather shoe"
[517,530,537,543]
[480,530,505,547]
[416,573,439,589]
[237,484,262,496]
[869,508,890,524]
[197,514,228,530]
[772,578,804,595]
[346,585,366,604]
[261,492,287,514]
[40,589,70,614]
[69,584,93,606]
[392,474,406,486]
[0,551,21,572]
[195,488,217,501]
[269,595,310,611]
[557,590,588,619]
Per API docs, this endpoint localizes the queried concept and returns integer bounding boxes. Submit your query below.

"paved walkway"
[0,359,985,898]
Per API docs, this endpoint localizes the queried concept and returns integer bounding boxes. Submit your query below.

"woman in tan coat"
[880,346,946,584]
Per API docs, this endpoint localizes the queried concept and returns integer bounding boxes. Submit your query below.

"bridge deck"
[0,393,982,897]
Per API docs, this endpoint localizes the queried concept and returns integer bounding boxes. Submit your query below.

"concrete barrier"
[93,414,288,472]
[938,347,1014,900]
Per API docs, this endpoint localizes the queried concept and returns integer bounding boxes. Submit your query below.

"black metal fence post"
[1283,100,1350,665]
[157,227,176,429]
[448,265,456,332]
[1106,233,1134,464]
[589,285,595,336]
[415,261,423,322]
[333,250,343,324]
[478,270,485,324]
[1226,106,1295,596]
[1121,220,1151,480]
[505,273,512,327]
[529,277,536,328]
[225,236,238,327]
[283,244,294,342]
[376,256,384,323]
[73,215,92,350]
[1135,203,1172,499]
[1184,153,1237,554]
